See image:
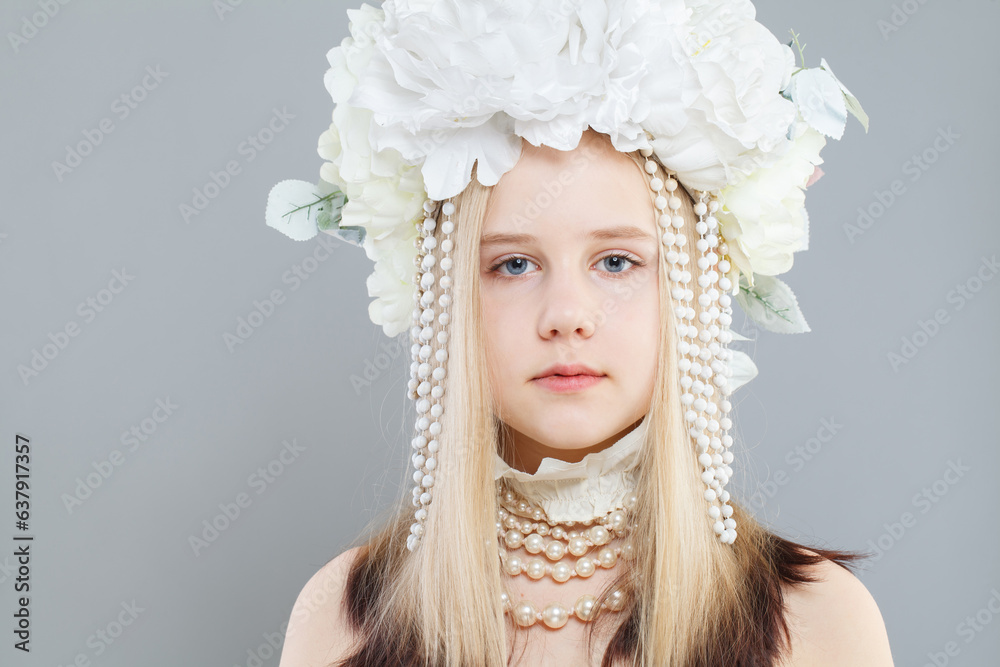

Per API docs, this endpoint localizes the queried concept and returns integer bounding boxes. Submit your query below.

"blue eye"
[500,257,535,276]
[487,253,645,279]
[599,255,633,273]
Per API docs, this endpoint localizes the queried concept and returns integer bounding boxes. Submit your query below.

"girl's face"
[480,130,660,471]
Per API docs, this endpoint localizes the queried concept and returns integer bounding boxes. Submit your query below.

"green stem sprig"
[788,29,808,76]
[740,280,794,324]
[281,190,345,222]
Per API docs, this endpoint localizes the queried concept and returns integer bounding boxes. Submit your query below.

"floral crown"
[264,0,867,552]
[266,0,866,348]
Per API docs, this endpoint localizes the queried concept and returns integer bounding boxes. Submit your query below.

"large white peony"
[647,0,797,192]
[349,0,702,200]
[340,0,801,204]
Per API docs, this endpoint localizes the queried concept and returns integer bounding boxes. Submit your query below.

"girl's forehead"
[483,145,656,236]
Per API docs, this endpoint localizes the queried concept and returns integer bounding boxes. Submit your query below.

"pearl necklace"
[497,485,638,628]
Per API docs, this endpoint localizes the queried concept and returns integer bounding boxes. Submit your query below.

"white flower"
[647,0,797,192]
[366,227,419,337]
[716,120,826,281]
[349,0,699,200]
[319,3,426,337]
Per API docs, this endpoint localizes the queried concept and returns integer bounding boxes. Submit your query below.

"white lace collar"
[493,413,649,523]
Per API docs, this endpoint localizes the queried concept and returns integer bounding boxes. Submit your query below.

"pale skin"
[480,130,660,475]
[277,131,895,666]
[483,130,661,662]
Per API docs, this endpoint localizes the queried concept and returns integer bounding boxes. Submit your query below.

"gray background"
[1,1,997,665]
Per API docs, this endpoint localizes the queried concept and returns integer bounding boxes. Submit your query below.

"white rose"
[717,120,826,280]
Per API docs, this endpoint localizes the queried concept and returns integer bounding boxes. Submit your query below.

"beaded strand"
[405,199,456,551]
[496,486,636,626]
[640,145,739,544]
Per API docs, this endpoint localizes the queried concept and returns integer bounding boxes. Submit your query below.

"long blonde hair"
[335,143,861,666]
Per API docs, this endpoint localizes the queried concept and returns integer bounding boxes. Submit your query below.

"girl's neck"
[501,417,644,474]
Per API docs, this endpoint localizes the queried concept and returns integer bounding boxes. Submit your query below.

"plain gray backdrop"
[1,1,998,666]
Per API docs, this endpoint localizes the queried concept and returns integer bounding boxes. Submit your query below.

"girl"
[266,2,891,664]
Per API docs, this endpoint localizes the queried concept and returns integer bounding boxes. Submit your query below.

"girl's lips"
[533,374,604,393]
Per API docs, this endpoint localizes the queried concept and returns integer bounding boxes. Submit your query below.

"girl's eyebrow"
[480,225,656,248]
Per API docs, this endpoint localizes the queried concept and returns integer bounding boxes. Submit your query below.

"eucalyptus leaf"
[735,274,811,334]
[820,58,869,133]
[265,180,321,241]
[790,68,848,140]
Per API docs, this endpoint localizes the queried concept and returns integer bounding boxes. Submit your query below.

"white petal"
[727,350,759,393]
[727,329,754,343]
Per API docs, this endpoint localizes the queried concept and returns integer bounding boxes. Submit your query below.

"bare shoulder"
[278,546,364,667]
[776,550,894,667]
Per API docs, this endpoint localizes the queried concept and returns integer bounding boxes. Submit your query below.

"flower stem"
[788,29,808,73]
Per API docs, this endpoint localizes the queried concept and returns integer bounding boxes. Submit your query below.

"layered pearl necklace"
[496,484,638,629]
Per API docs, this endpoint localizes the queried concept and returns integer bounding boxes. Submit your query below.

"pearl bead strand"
[405,199,456,552]
[501,589,628,628]
[496,494,637,583]
[640,144,738,545]
[496,485,634,622]
[499,542,630,582]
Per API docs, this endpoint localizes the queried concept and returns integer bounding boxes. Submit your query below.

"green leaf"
[735,274,811,334]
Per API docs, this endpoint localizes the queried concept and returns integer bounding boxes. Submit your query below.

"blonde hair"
[335,140,846,666]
